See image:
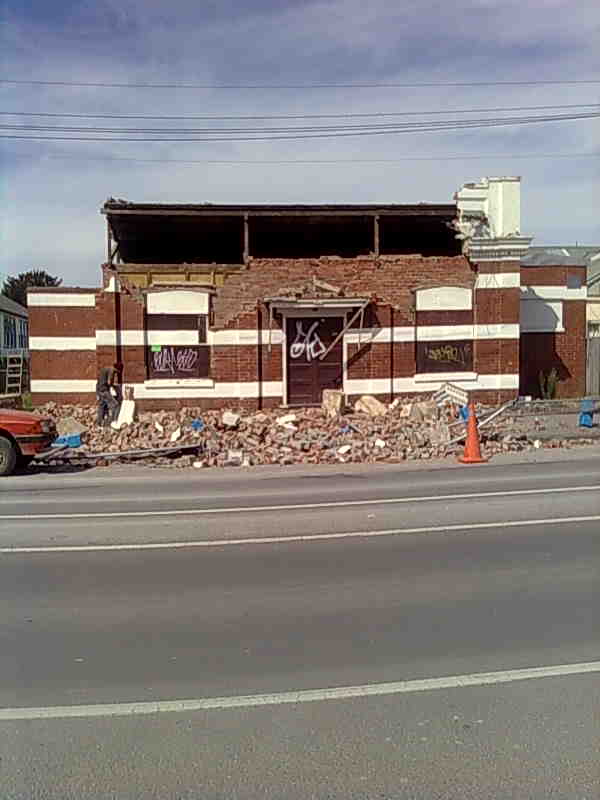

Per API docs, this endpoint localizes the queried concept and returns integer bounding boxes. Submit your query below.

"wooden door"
[286,316,343,405]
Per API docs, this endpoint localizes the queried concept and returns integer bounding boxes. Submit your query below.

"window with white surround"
[145,290,211,381]
[520,299,564,333]
[415,286,474,377]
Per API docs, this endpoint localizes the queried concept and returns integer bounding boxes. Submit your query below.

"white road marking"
[1,661,598,721]
[1,514,599,554]
[1,484,599,522]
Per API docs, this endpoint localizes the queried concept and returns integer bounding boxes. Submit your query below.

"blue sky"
[1,0,599,286]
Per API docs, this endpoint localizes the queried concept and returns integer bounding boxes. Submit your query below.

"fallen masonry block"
[56,416,88,437]
[322,389,344,418]
[354,395,387,417]
[399,403,412,418]
[276,413,297,426]
[222,411,241,427]
[338,444,351,454]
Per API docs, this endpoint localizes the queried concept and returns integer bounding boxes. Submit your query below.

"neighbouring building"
[519,246,599,396]
[28,176,589,409]
[0,295,29,396]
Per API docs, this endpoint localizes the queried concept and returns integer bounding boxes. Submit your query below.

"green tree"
[1,270,62,307]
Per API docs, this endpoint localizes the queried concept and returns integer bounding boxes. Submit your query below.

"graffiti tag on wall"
[152,346,199,375]
[416,340,473,373]
[290,320,327,362]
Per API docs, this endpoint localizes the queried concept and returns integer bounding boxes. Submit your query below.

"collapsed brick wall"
[212,255,476,328]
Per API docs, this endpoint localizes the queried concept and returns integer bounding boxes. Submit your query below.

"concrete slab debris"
[354,395,387,417]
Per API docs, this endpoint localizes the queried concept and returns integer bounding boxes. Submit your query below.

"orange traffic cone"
[458,401,488,464]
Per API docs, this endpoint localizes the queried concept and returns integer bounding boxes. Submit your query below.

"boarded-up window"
[416,340,473,373]
[145,290,211,379]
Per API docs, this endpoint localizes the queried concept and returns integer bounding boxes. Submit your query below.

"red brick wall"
[519,264,587,398]
[28,307,97,337]
[29,254,526,408]
[520,303,587,397]
[30,351,97,380]
[213,255,476,328]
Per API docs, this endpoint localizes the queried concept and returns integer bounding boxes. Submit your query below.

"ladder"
[5,354,23,395]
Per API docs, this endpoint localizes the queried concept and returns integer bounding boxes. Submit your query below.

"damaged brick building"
[28,176,588,410]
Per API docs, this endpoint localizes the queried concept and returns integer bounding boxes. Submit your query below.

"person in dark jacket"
[96,363,123,426]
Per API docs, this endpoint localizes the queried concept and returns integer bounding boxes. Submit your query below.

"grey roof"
[0,295,28,318]
[521,246,600,267]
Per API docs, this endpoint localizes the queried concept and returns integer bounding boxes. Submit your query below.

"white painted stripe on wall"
[27,293,96,308]
[521,285,586,300]
[474,324,520,339]
[210,329,285,346]
[344,327,413,344]
[31,379,97,392]
[132,381,283,400]
[95,330,286,347]
[345,324,519,344]
[344,373,519,395]
[416,325,474,341]
[29,336,97,351]
[475,273,520,289]
[30,374,517,398]
[30,379,284,398]
[96,330,142,346]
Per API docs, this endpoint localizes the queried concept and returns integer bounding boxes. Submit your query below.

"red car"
[0,408,57,476]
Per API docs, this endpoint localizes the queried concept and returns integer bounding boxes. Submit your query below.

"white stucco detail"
[146,290,210,315]
[475,273,521,289]
[28,293,96,308]
[455,177,521,239]
[415,286,472,311]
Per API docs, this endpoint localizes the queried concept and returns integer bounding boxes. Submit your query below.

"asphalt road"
[1,453,599,798]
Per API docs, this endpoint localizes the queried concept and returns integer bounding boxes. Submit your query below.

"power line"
[9,112,598,134]
[1,152,598,165]
[1,78,600,90]
[1,110,598,142]
[1,103,598,122]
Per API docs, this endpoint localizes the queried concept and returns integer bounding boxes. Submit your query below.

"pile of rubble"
[36,390,546,469]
